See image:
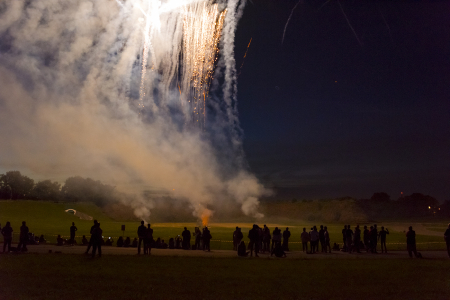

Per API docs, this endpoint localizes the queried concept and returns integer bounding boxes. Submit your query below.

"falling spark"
[282,0,301,45]
[337,0,362,47]
[237,37,252,78]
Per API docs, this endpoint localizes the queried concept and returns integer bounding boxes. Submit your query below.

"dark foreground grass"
[0,254,449,300]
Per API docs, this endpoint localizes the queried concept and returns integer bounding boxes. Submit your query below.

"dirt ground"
[3,244,448,260]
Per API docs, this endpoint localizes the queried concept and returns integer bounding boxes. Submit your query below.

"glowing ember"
[201,209,212,226]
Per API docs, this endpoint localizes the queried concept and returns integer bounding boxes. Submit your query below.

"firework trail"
[282,0,301,45]
[0,0,266,222]
[237,37,252,78]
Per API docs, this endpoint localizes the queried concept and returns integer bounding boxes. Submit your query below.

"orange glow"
[201,209,212,227]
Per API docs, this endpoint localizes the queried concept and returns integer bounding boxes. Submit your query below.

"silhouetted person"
[70,222,77,245]
[342,225,347,252]
[91,223,103,258]
[175,235,182,249]
[234,227,244,252]
[271,242,287,258]
[363,225,370,252]
[1,221,13,253]
[85,220,98,254]
[182,227,191,250]
[263,225,271,252]
[39,235,46,244]
[248,224,260,257]
[233,227,239,251]
[57,235,64,246]
[124,237,131,247]
[137,221,146,254]
[237,240,249,257]
[272,227,281,250]
[194,227,202,250]
[406,226,419,258]
[324,226,331,253]
[378,226,389,253]
[444,223,450,258]
[161,239,168,249]
[105,237,113,246]
[17,221,29,252]
[346,225,354,254]
[332,243,340,251]
[202,227,212,251]
[310,226,319,254]
[117,236,124,247]
[169,238,175,249]
[370,224,378,253]
[353,225,361,253]
[319,225,325,252]
[145,224,154,254]
[283,227,291,251]
[131,238,138,248]
[258,226,264,253]
[301,228,309,252]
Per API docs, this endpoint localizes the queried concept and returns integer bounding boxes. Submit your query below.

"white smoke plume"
[0,0,267,220]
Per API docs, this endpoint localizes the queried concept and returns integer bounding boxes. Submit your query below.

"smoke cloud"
[0,0,268,221]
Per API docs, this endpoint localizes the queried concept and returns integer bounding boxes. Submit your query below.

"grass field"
[0,254,449,300]
[0,200,448,251]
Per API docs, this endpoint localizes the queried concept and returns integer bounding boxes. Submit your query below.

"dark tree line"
[0,171,115,206]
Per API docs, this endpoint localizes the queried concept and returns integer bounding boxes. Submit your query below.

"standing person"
[301,228,310,252]
[182,227,191,250]
[378,226,389,253]
[444,223,450,258]
[1,221,13,253]
[363,225,370,252]
[319,225,325,253]
[85,220,98,254]
[17,221,29,252]
[233,227,239,251]
[70,222,77,245]
[145,224,153,255]
[406,226,419,258]
[324,226,331,253]
[202,227,212,251]
[91,222,103,258]
[248,224,259,257]
[272,227,282,250]
[346,225,354,254]
[342,225,348,252]
[282,227,291,251]
[263,225,271,253]
[310,226,319,254]
[137,221,146,255]
[194,227,202,250]
[353,225,361,253]
[371,224,378,253]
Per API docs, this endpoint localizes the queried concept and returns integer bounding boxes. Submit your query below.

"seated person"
[39,235,46,244]
[161,239,168,249]
[131,238,138,248]
[101,237,106,245]
[168,238,175,249]
[154,238,162,249]
[81,235,89,245]
[175,235,182,249]
[116,236,124,247]
[105,237,113,246]
[56,235,64,246]
[332,243,340,251]
[271,243,287,258]
[237,241,249,257]
[124,237,131,247]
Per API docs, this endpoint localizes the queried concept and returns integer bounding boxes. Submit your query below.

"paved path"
[3,245,449,259]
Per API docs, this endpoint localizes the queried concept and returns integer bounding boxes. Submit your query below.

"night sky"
[234,1,450,201]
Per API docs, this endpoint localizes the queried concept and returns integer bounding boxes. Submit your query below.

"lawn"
[0,201,446,251]
[0,254,449,300]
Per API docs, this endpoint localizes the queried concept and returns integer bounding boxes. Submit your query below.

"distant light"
[428,206,431,209]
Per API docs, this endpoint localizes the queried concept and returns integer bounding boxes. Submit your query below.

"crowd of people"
[2,220,450,259]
